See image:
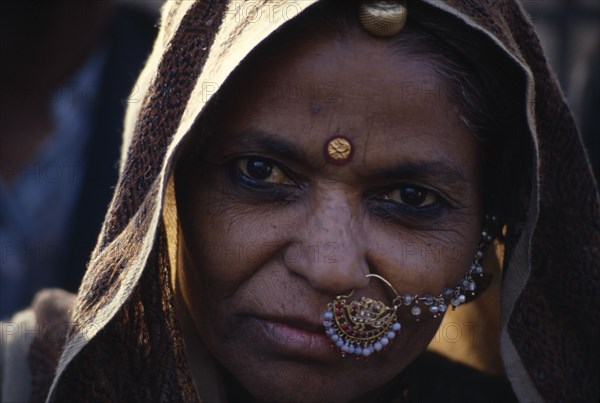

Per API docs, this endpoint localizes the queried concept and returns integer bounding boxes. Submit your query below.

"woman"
[2,0,598,402]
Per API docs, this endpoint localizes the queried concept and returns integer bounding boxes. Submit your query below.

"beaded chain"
[402,215,498,319]
[323,214,499,358]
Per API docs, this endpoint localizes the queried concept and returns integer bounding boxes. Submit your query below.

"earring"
[323,274,402,358]
[323,214,499,357]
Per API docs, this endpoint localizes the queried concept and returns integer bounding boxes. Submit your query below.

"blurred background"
[524,0,600,180]
[0,0,598,320]
[0,0,160,318]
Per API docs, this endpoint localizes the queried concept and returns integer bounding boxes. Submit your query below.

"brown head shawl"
[33,0,598,402]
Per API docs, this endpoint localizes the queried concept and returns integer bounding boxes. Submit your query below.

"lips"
[260,315,325,334]
[244,313,339,361]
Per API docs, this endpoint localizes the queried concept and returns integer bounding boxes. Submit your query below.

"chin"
[221,347,406,403]
[235,364,372,403]
[210,314,439,402]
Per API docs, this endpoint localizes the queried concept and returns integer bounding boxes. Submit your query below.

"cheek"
[368,223,481,297]
[177,182,296,300]
[363,226,481,362]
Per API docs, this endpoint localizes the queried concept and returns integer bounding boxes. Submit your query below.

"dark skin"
[176,25,483,403]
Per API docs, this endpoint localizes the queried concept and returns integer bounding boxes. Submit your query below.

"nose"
[284,187,370,294]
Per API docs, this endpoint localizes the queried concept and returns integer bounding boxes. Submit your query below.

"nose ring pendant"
[323,274,402,358]
[322,215,498,358]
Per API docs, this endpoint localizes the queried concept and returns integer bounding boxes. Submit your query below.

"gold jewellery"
[358,1,408,37]
[323,214,499,358]
[323,274,402,357]
[324,136,353,164]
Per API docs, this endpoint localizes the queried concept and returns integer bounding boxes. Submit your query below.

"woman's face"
[176,27,482,402]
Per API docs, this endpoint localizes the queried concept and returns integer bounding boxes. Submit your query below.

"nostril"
[306,275,365,295]
[283,240,369,295]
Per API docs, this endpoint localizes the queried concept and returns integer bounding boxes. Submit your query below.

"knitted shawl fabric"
[35,1,598,402]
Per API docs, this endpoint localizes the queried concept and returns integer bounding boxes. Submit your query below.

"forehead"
[205,30,479,176]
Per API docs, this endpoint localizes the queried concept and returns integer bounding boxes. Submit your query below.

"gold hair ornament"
[323,214,500,358]
[358,1,408,37]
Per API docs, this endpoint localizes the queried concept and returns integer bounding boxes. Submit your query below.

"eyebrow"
[222,129,474,187]
[369,161,471,185]
[223,128,310,166]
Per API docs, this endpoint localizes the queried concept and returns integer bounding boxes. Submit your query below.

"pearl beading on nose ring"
[323,214,499,358]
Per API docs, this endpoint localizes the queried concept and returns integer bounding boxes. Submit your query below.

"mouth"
[246,314,339,362]
[264,315,325,333]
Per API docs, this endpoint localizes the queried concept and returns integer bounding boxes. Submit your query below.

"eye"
[236,157,294,185]
[381,185,439,208]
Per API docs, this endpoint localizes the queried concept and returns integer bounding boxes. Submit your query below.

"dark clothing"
[59,5,157,294]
